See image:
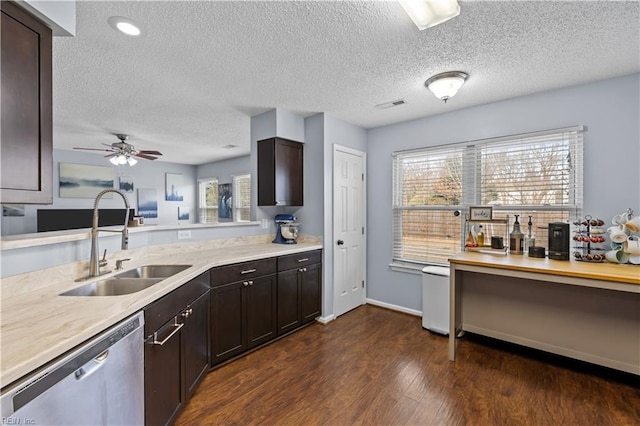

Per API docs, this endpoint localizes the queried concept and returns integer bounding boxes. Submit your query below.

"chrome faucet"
[88,189,130,278]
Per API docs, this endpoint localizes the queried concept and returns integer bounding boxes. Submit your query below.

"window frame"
[392,126,584,266]
[232,173,251,223]
[198,177,218,224]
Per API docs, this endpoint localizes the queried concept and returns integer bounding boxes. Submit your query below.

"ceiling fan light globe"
[127,157,138,166]
[117,155,128,165]
[109,157,119,166]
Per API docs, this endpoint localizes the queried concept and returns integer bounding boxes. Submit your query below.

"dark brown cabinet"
[210,258,277,366]
[144,272,210,426]
[257,137,304,206]
[277,250,322,336]
[1,1,52,204]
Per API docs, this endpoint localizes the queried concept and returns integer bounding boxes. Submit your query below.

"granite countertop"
[0,238,322,389]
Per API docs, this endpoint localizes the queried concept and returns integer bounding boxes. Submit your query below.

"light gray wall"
[197,155,251,183]
[1,149,197,236]
[366,73,640,312]
[319,113,368,318]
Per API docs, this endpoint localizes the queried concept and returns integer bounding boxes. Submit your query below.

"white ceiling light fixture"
[108,16,142,36]
[425,71,468,103]
[399,0,461,30]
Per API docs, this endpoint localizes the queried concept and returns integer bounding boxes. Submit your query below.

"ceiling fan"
[74,134,163,166]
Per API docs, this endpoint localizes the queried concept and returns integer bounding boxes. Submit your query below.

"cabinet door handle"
[248,280,254,286]
[181,308,193,318]
[240,268,256,275]
[337,240,344,246]
[152,319,183,346]
[299,267,307,272]
[243,281,249,287]
[297,258,309,263]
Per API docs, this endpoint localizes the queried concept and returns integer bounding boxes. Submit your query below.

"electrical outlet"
[261,218,270,229]
[177,230,191,240]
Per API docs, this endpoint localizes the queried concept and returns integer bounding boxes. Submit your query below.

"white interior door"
[333,145,366,318]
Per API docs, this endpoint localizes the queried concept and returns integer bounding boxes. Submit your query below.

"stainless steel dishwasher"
[1,312,144,425]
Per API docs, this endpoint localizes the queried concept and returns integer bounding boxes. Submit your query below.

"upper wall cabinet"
[1,1,53,204]
[257,137,304,206]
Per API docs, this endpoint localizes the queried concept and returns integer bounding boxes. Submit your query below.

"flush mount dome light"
[425,71,468,103]
[108,16,142,36]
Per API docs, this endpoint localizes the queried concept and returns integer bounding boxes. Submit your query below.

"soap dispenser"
[523,215,536,254]
[510,214,524,255]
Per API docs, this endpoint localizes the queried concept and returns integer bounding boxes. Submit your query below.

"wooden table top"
[449,252,640,285]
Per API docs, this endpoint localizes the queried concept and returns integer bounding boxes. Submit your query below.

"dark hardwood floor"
[176,305,640,425]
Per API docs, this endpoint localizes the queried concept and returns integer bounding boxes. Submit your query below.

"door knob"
[337,240,344,245]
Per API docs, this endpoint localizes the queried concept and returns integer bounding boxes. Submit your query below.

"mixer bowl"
[281,224,299,240]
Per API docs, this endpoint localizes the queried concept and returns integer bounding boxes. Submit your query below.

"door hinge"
[362,280,365,288]
[362,173,364,181]
[362,227,364,235]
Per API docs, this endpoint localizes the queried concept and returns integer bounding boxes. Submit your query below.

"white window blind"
[198,178,218,223]
[233,173,251,222]
[392,126,583,265]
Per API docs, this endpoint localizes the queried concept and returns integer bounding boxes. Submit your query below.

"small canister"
[491,236,504,249]
[529,246,546,258]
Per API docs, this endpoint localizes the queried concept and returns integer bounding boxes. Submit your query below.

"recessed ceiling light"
[108,16,142,36]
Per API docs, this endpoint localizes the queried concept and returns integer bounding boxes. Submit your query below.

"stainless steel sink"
[60,264,192,296]
[113,264,191,279]
[60,278,164,296]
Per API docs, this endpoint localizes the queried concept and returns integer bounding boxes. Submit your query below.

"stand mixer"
[273,214,300,244]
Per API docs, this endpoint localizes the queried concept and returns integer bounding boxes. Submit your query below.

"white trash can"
[421,265,450,335]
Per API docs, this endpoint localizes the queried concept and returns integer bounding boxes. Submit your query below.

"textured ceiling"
[53,1,640,165]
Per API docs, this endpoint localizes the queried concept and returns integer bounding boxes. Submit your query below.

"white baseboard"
[317,314,335,324]
[366,298,422,317]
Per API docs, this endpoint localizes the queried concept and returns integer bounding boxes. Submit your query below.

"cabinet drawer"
[278,250,322,272]
[144,271,210,336]
[210,258,277,287]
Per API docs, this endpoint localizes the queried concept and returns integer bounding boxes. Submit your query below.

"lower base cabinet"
[210,258,277,366]
[277,250,322,335]
[142,250,321,423]
[210,251,322,366]
[144,273,210,426]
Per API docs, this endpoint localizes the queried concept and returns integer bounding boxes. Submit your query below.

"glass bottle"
[476,225,485,247]
[510,214,524,255]
[524,215,535,254]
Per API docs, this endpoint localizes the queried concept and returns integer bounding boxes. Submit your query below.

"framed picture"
[138,188,158,218]
[178,206,190,221]
[59,163,114,198]
[165,173,184,201]
[469,206,493,221]
[119,176,134,193]
[218,183,232,221]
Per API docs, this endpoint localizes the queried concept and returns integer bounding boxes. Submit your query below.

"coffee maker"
[548,222,570,260]
[273,214,300,244]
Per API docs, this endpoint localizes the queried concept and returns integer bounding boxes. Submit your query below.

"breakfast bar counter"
[448,252,640,374]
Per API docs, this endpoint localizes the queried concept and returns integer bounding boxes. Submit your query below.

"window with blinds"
[198,178,218,223]
[233,173,251,222]
[392,126,583,265]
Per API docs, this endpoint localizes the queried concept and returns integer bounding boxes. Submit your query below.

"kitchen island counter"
[0,236,322,388]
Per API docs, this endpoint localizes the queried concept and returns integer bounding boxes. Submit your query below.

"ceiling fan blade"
[74,147,114,152]
[137,150,163,156]
[135,153,159,160]
[104,153,117,158]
